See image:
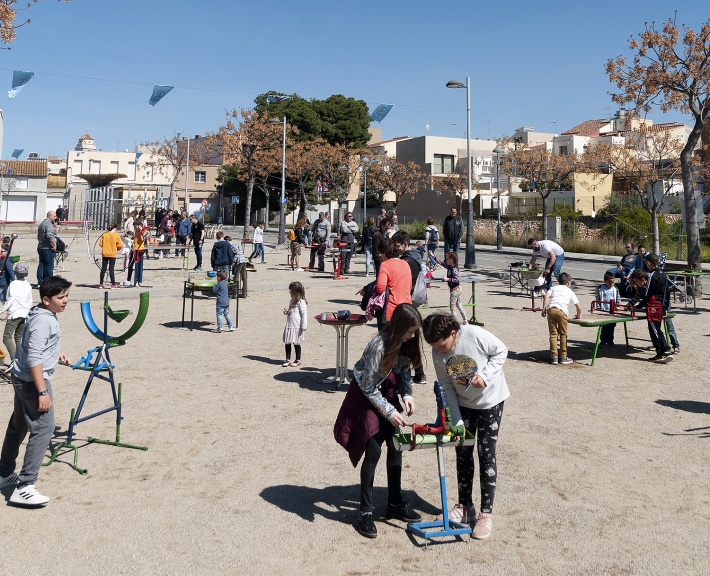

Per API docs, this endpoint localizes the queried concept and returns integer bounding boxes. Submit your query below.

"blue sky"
[0,0,707,159]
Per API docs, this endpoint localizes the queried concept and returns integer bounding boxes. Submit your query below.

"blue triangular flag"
[134,152,143,164]
[370,104,393,123]
[8,70,35,99]
[11,149,24,159]
[149,85,173,106]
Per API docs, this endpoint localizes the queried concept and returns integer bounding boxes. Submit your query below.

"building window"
[144,164,154,182]
[73,160,83,178]
[110,161,120,174]
[194,171,206,183]
[15,177,28,189]
[433,154,455,174]
[89,159,101,174]
[559,145,568,156]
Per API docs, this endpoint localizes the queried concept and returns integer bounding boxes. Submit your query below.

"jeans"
[250,243,264,263]
[0,376,55,487]
[37,247,55,284]
[175,235,187,257]
[427,243,438,268]
[543,254,565,291]
[194,243,203,268]
[443,238,460,255]
[133,251,145,285]
[216,305,233,330]
[364,244,373,276]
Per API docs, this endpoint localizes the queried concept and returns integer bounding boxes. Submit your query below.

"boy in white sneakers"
[541,272,581,364]
[0,276,72,507]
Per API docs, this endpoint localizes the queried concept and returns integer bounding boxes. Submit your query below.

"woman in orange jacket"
[98,223,123,289]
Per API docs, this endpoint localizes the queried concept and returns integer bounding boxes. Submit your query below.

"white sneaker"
[10,484,50,506]
[0,472,18,489]
[228,327,236,332]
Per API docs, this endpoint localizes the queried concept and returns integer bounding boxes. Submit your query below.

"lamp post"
[492,145,505,251]
[270,117,287,246]
[446,77,475,269]
[182,136,190,215]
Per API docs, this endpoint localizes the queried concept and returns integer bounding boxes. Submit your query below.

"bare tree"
[606,17,710,272]
[141,136,211,210]
[589,130,687,253]
[502,147,579,237]
[435,166,478,212]
[1,1,70,44]
[366,157,427,210]
[216,109,286,232]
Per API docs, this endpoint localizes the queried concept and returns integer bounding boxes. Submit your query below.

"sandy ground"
[0,228,708,576]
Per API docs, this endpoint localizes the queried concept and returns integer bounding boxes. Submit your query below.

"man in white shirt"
[528,238,565,292]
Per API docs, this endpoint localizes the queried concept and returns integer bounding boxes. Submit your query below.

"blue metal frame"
[407,439,472,543]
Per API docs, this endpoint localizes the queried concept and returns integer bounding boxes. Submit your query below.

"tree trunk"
[243,176,255,231]
[651,210,660,255]
[681,121,703,273]
[541,193,548,238]
[169,182,177,211]
[298,187,307,220]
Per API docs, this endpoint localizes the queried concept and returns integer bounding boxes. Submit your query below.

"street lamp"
[492,145,506,251]
[270,116,287,246]
[182,136,190,215]
[446,77,475,269]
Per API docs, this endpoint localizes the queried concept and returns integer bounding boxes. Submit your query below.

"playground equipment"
[44,291,150,474]
[394,381,476,545]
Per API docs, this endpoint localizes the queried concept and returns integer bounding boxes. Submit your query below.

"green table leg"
[591,327,602,366]
[468,281,484,326]
[623,322,629,347]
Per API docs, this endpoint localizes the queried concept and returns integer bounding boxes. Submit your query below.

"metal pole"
[184,137,190,214]
[363,165,367,228]
[464,76,476,269]
[0,164,4,221]
[278,116,286,245]
[496,152,503,250]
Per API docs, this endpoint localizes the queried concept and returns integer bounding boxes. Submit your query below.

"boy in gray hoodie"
[0,276,72,507]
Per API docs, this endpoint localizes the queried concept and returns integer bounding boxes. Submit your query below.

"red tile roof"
[561,119,608,137]
[0,160,48,177]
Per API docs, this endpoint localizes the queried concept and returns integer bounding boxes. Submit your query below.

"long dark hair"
[422,312,460,345]
[381,303,422,374]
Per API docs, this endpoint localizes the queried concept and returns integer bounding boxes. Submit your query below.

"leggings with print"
[455,401,504,514]
[450,286,467,323]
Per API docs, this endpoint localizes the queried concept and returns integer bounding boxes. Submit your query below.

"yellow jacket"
[99,230,123,258]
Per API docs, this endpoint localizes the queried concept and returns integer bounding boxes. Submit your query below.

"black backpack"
[359,280,377,311]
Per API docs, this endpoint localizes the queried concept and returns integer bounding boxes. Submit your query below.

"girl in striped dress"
[282,281,307,367]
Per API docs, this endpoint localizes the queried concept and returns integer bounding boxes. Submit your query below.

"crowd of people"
[0,203,686,551]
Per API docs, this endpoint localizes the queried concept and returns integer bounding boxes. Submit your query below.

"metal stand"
[44,292,147,474]
[522,288,544,312]
[407,438,472,545]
